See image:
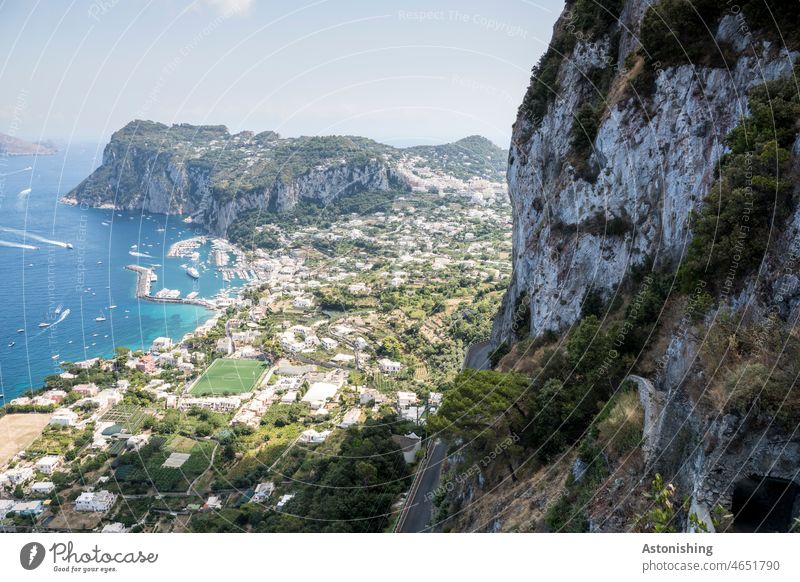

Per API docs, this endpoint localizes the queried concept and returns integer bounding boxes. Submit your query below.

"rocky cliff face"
[466,0,800,532]
[493,2,798,343]
[65,122,506,236]
[65,126,406,236]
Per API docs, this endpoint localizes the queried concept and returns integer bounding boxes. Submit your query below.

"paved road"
[463,340,492,371]
[397,439,448,533]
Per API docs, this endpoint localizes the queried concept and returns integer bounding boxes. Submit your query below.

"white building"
[31,481,55,495]
[299,429,331,443]
[75,490,117,513]
[339,408,361,429]
[2,466,34,486]
[301,382,339,409]
[396,391,418,409]
[378,358,403,374]
[320,337,338,350]
[252,482,275,502]
[50,408,78,427]
[178,397,240,413]
[35,456,61,475]
[293,297,313,309]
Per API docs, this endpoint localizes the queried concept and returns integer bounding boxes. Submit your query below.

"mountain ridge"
[64,120,507,235]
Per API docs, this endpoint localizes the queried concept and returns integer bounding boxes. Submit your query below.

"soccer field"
[190,358,268,395]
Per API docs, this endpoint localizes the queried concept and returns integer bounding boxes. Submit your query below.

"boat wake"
[0,226,71,249]
[0,239,38,251]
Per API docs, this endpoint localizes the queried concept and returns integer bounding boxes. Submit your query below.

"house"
[252,482,275,502]
[31,481,55,495]
[392,432,422,463]
[293,297,313,309]
[428,392,443,407]
[72,383,99,397]
[177,397,240,413]
[216,337,234,355]
[2,466,34,486]
[50,408,78,427]
[378,358,403,374]
[400,405,426,423]
[320,337,338,350]
[136,355,157,375]
[301,382,339,409]
[101,522,128,533]
[35,456,61,475]
[203,496,223,511]
[12,500,44,517]
[339,407,361,429]
[280,390,298,404]
[299,429,331,443]
[358,387,386,406]
[75,491,117,513]
[396,391,418,409]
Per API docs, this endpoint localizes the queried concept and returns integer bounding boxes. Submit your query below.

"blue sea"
[0,144,237,402]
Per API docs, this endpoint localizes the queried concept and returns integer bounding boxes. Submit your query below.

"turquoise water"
[0,144,236,401]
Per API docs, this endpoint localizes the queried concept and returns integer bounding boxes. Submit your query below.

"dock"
[125,265,214,308]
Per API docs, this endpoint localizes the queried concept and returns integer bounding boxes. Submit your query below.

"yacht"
[186,266,200,279]
[95,310,107,322]
[16,328,24,333]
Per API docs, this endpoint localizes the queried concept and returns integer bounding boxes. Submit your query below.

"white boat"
[95,309,107,322]
[109,305,117,309]
[186,267,200,279]
[38,322,50,328]
[8,341,15,347]
[65,243,73,249]
[16,328,24,333]
[51,354,59,360]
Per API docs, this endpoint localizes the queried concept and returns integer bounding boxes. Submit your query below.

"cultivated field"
[190,358,267,395]
[0,413,52,466]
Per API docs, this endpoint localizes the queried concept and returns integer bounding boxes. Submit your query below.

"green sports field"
[190,358,268,395]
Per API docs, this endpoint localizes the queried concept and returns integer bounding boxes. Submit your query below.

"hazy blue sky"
[0,0,563,147]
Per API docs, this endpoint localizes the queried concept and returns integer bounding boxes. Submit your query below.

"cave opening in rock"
[731,475,800,532]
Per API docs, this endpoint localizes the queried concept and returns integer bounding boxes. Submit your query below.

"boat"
[8,341,15,347]
[109,305,117,309]
[186,266,200,279]
[95,309,107,322]
[51,354,59,360]
[65,243,73,249]
[16,328,24,333]
[38,322,50,328]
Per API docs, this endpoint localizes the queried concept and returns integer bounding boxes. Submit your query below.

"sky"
[0,0,564,148]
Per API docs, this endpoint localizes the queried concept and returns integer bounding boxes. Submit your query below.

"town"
[0,187,511,532]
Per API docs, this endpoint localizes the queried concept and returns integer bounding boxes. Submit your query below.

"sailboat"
[95,309,107,322]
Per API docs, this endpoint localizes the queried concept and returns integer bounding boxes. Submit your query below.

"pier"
[125,265,215,308]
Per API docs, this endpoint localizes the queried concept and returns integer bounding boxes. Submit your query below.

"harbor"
[125,265,215,308]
